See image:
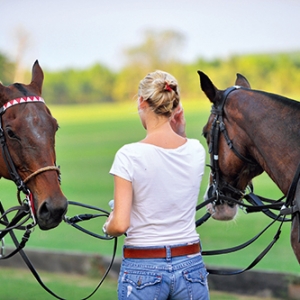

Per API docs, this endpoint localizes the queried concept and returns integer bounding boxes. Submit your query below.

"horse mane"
[253,89,300,111]
[13,83,29,96]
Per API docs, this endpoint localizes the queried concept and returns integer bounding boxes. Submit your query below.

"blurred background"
[1,1,300,299]
[1,0,300,102]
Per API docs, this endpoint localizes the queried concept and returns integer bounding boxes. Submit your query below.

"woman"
[103,70,209,299]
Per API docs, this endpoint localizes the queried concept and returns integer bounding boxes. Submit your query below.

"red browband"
[0,96,45,114]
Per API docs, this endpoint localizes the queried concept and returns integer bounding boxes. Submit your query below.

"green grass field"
[0,268,279,300]
[0,99,298,298]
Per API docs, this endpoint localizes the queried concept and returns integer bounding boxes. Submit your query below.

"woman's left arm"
[104,175,132,237]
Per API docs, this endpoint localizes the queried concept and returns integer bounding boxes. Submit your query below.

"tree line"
[1,30,300,104]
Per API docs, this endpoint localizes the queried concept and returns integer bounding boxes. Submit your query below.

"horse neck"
[229,91,300,195]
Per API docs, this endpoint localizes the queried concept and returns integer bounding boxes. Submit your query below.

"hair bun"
[164,82,173,92]
[138,70,180,117]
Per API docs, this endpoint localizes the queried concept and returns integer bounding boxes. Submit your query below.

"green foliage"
[41,50,300,104]
[195,52,300,97]
[42,63,115,104]
[0,52,15,85]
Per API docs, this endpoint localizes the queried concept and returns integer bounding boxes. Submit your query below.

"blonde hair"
[138,70,180,118]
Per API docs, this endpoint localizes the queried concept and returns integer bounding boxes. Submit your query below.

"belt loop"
[165,246,171,262]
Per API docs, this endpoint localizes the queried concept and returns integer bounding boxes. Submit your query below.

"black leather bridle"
[195,86,300,275]
[203,85,300,219]
[206,86,257,207]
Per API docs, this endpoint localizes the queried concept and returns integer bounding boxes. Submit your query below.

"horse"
[0,61,68,230]
[198,70,300,263]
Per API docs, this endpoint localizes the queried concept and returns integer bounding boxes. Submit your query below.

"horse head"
[0,61,68,230]
[198,71,263,221]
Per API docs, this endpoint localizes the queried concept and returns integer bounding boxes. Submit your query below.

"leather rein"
[195,86,300,275]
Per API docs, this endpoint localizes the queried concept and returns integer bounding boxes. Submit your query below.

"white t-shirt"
[109,139,206,246]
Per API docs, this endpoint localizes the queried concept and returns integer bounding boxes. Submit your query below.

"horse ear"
[0,82,4,93]
[30,60,44,94]
[235,73,251,88]
[197,71,217,103]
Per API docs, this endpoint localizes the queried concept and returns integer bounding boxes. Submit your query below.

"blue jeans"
[118,245,209,300]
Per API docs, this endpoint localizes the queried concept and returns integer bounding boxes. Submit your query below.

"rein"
[0,190,117,299]
[17,201,117,300]
[196,194,286,275]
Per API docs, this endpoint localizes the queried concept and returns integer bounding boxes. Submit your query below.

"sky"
[1,0,300,72]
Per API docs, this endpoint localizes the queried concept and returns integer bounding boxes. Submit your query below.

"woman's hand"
[102,211,112,235]
[170,103,186,137]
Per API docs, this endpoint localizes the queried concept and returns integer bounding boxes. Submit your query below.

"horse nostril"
[39,201,51,219]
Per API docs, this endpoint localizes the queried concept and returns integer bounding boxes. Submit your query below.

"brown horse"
[198,70,300,263]
[0,61,67,230]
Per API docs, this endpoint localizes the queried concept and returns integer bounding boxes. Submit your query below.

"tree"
[42,63,115,104]
[124,29,185,70]
[0,52,15,85]
[13,27,31,83]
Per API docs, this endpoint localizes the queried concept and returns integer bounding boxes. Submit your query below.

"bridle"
[16,166,61,213]
[0,96,61,219]
[195,86,300,275]
[206,86,257,207]
[205,86,300,218]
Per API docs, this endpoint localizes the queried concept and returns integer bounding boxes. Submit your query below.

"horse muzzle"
[204,183,238,221]
[36,197,68,230]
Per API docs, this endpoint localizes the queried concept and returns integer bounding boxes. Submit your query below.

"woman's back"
[110,139,205,246]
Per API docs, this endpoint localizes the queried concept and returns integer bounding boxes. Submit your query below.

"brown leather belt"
[123,243,201,259]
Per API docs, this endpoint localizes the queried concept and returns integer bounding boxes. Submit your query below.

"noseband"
[208,86,257,205]
[0,97,60,216]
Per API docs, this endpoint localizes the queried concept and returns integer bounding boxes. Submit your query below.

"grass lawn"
[0,267,280,300]
[0,98,298,297]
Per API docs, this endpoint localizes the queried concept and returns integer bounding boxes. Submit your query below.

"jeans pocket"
[122,270,162,289]
[182,266,210,299]
[119,270,163,300]
[183,265,209,286]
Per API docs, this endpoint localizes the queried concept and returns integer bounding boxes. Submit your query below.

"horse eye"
[6,128,20,140]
